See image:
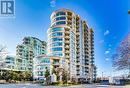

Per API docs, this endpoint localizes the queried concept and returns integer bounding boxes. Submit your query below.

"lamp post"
[128,59,130,77]
[102,72,104,80]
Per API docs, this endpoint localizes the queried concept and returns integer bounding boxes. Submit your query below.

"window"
[56,12,66,16]
[56,21,66,25]
[51,27,64,32]
[40,58,50,63]
[56,17,66,21]
[51,52,63,56]
[52,42,62,47]
[51,32,63,37]
[52,47,62,51]
[52,38,63,42]
[54,53,63,56]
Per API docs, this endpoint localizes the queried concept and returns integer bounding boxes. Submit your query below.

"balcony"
[65,42,69,46]
[76,41,79,44]
[76,34,80,37]
[67,18,72,21]
[85,67,89,69]
[76,48,80,53]
[76,69,80,71]
[76,55,80,59]
[76,22,79,25]
[76,29,79,33]
[76,42,79,45]
[65,45,69,49]
[65,40,70,44]
[85,61,89,65]
[84,51,89,55]
[65,50,70,54]
[91,61,94,64]
[67,22,72,26]
[65,36,70,39]
[76,15,80,21]
[84,40,88,44]
[76,26,79,29]
[65,28,70,31]
[76,37,79,40]
[52,62,60,65]
[91,47,94,50]
[85,71,89,73]
[76,31,80,34]
[76,62,80,66]
[67,13,72,17]
[67,12,72,16]
[67,16,72,21]
[65,55,70,59]
[76,59,80,63]
[91,57,94,60]
[84,31,88,34]
[65,31,70,34]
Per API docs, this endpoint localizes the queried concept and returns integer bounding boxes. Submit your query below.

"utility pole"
[102,72,103,80]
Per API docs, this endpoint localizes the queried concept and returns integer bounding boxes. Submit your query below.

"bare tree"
[0,45,7,68]
[112,33,130,71]
[0,45,6,53]
[0,45,8,55]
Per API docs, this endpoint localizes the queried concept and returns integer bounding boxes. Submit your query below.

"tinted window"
[51,28,64,32]
[52,47,62,51]
[52,38,63,42]
[51,32,63,37]
[56,12,66,16]
[56,17,66,21]
[56,21,66,25]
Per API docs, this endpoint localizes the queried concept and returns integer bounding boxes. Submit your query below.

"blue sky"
[0,0,129,77]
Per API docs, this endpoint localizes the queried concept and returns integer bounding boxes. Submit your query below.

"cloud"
[105,50,110,54]
[50,0,56,7]
[104,30,110,36]
[99,40,104,44]
[105,58,109,61]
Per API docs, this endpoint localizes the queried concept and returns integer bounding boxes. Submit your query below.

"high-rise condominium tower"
[16,37,46,71]
[47,9,96,82]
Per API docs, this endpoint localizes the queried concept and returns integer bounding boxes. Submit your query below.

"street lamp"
[128,59,130,77]
[102,72,104,80]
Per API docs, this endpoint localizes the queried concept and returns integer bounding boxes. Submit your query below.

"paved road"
[66,85,130,88]
[0,84,130,88]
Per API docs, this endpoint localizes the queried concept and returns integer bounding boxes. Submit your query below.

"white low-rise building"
[33,55,63,81]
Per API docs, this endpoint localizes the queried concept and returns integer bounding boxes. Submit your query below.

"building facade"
[0,55,16,77]
[33,55,62,81]
[4,55,16,70]
[0,55,16,71]
[47,9,96,82]
[16,37,47,71]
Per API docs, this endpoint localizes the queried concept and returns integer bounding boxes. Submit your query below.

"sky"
[0,0,129,77]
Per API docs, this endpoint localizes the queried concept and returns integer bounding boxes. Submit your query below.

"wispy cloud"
[105,58,109,61]
[50,0,56,7]
[104,30,110,36]
[105,50,110,54]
